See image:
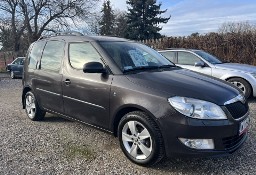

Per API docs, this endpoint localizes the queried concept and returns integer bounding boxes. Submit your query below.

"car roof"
[39,34,129,43]
[159,48,201,52]
[16,57,25,59]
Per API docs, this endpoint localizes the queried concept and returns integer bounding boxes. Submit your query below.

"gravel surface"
[0,78,255,175]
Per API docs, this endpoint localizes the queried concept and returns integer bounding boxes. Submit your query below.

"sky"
[102,0,256,36]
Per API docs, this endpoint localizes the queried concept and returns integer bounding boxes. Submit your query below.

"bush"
[142,32,256,65]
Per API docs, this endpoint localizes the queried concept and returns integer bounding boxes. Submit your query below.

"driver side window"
[177,52,201,65]
[69,42,103,69]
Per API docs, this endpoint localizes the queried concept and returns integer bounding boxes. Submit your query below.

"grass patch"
[65,144,96,161]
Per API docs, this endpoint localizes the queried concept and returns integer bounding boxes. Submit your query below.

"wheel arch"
[225,76,253,97]
[111,104,159,137]
[22,86,32,109]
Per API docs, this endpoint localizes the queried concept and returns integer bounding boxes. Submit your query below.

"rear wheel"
[227,78,251,99]
[25,91,46,121]
[118,111,165,166]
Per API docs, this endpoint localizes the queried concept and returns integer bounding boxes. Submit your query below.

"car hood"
[214,63,256,73]
[125,69,240,105]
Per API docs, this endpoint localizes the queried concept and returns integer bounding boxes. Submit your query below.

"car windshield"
[13,57,24,65]
[99,41,174,73]
[194,50,222,64]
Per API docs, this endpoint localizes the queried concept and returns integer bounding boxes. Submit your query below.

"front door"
[176,51,212,76]
[62,42,112,130]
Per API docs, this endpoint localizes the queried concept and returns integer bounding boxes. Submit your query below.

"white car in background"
[159,49,256,99]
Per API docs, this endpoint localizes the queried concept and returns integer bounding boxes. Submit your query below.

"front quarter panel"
[212,68,256,96]
[109,75,185,132]
[177,64,212,76]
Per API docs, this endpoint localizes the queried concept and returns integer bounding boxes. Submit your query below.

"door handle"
[64,79,71,85]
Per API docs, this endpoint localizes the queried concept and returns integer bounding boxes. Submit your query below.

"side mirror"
[83,62,106,73]
[194,61,205,67]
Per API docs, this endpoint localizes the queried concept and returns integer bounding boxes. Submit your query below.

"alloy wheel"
[122,120,152,160]
[25,94,36,119]
[230,81,246,94]
[10,71,14,79]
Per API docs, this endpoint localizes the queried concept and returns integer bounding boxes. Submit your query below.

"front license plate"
[239,117,250,135]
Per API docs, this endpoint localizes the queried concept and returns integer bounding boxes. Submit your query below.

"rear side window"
[40,41,65,72]
[177,52,201,65]
[160,51,176,63]
[69,42,102,69]
[28,41,46,69]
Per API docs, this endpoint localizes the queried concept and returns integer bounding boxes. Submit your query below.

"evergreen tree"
[99,0,115,36]
[113,11,128,38]
[126,0,170,40]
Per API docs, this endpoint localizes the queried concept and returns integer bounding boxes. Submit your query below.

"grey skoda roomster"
[22,33,249,166]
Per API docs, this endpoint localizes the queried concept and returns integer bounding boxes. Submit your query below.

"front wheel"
[227,78,251,99]
[118,111,165,166]
[25,91,46,121]
[10,71,15,79]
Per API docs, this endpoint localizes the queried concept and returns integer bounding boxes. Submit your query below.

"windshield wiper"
[123,66,159,73]
[123,65,176,73]
[158,65,176,68]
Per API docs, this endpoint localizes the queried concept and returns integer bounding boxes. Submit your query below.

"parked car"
[159,49,256,99]
[6,57,25,79]
[22,33,249,166]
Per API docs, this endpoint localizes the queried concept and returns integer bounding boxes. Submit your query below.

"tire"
[25,91,46,121]
[227,78,251,99]
[10,71,15,79]
[118,111,165,166]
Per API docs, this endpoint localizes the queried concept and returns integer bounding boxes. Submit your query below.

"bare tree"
[0,0,99,52]
[19,0,99,43]
[0,0,26,51]
[0,20,12,50]
[80,14,101,35]
[218,21,254,34]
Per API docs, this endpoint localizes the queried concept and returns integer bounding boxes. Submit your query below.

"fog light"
[179,138,214,149]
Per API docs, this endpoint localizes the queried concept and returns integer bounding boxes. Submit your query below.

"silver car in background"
[159,49,256,98]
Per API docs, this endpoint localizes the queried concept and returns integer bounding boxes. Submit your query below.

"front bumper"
[250,79,256,97]
[158,112,249,158]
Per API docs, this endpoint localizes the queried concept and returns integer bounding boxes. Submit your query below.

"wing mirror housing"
[194,61,205,67]
[83,62,106,73]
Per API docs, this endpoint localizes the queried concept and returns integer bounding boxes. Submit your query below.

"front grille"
[222,133,246,149]
[225,101,248,119]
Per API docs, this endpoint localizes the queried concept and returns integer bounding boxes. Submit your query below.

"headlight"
[168,96,227,120]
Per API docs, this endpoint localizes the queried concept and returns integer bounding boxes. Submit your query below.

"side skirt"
[43,108,114,134]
